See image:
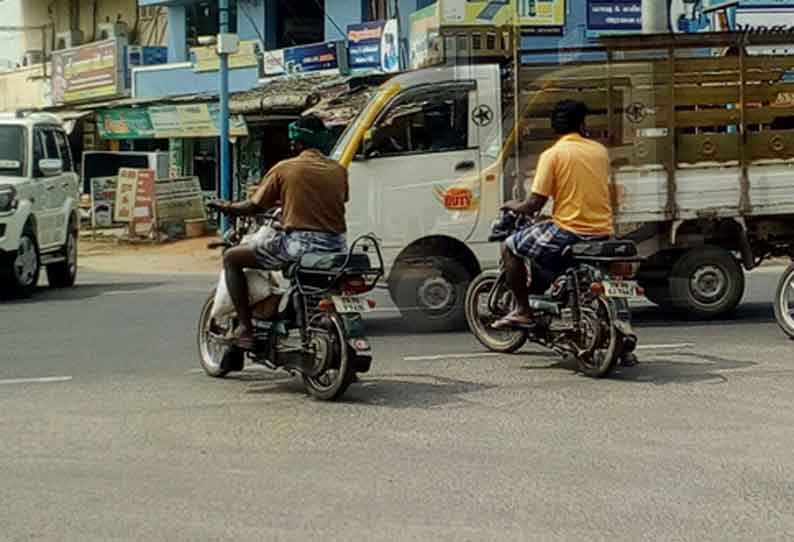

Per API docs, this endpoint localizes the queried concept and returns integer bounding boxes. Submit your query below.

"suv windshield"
[0,126,26,177]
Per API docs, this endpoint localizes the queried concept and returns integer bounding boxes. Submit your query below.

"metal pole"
[219,0,231,232]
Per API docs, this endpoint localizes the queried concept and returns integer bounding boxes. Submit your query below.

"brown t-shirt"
[250,149,348,234]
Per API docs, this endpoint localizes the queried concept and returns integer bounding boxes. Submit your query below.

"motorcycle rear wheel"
[302,313,355,401]
[576,297,621,378]
[465,271,528,354]
[197,292,244,378]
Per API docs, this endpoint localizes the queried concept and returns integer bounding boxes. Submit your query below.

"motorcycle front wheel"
[197,292,245,378]
[576,296,621,378]
[773,263,794,340]
[302,313,355,401]
[465,271,528,354]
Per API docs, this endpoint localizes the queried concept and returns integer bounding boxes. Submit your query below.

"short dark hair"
[296,114,327,133]
[551,100,588,135]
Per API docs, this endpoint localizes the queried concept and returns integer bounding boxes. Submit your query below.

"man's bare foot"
[492,310,535,330]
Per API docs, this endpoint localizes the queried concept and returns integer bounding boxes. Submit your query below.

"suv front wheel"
[1,224,40,298]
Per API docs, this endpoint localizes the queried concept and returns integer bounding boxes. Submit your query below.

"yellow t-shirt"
[531,133,614,236]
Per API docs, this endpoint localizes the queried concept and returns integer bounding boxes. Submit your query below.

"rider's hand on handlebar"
[501,200,525,214]
[208,200,231,214]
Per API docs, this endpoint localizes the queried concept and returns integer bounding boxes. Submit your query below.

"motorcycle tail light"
[590,282,605,295]
[318,299,334,312]
[367,299,377,309]
[342,277,369,295]
[609,262,638,279]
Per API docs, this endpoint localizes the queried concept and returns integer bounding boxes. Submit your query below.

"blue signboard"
[587,0,642,33]
[283,42,342,74]
[347,20,400,73]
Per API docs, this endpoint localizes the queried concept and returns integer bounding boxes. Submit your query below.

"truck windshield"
[330,87,389,163]
[0,126,26,177]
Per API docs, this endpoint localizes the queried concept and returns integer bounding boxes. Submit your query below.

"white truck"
[330,31,794,329]
[0,112,81,298]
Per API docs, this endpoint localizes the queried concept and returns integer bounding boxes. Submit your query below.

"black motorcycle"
[465,211,642,378]
[197,210,384,400]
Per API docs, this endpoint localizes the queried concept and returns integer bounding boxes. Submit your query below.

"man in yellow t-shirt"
[494,100,614,329]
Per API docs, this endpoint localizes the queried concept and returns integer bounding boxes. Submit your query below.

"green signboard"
[97,105,248,140]
[97,108,155,139]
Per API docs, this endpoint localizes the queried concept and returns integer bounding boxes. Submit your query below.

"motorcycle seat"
[298,252,372,273]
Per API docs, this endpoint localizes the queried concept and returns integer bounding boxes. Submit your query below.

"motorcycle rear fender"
[339,314,373,373]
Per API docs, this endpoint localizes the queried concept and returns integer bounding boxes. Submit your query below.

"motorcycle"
[465,212,642,378]
[197,209,384,400]
[774,262,794,340]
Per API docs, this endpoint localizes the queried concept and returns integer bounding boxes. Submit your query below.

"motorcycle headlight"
[0,185,17,213]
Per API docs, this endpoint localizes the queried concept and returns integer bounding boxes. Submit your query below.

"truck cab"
[0,112,81,298]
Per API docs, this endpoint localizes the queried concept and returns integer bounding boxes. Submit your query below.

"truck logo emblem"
[626,102,647,123]
[472,105,494,127]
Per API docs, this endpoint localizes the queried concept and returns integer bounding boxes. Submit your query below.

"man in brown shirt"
[209,115,348,349]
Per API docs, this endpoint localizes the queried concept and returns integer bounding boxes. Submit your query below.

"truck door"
[348,82,482,250]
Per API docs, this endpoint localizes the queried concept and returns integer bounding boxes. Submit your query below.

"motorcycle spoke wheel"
[465,274,527,354]
[302,314,354,401]
[197,293,243,378]
[575,297,619,378]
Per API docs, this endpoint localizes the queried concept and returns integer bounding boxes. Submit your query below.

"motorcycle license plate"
[602,281,641,299]
[332,295,370,313]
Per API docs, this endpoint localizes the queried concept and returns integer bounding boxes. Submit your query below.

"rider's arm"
[503,193,549,217]
[248,166,284,211]
[502,149,553,217]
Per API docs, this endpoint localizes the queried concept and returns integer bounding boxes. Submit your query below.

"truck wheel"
[392,257,471,333]
[46,219,78,288]
[1,224,40,299]
[669,246,745,319]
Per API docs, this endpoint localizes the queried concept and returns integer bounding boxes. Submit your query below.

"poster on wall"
[114,169,138,223]
[438,0,565,28]
[411,5,443,69]
[52,39,124,104]
[347,20,401,73]
[587,0,642,34]
[90,177,118,228]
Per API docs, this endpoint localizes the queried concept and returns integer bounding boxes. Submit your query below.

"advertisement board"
[260,41,347,77]
[146,104,248,138]
[114,169,137,223]
[347,20,401,73]
[192,40,259,72]
[587,0,641,33]
[97,108,155,139]
[52,39,124,104]
[133,169,156,234]
[90,176,118,228]
[411,5,443,69]
[154,177,206,231]
[438,0,566,27]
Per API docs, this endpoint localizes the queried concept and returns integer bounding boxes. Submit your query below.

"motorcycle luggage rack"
[294,234,385,297]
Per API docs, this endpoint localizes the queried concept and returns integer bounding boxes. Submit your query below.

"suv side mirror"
[39,158,63,177]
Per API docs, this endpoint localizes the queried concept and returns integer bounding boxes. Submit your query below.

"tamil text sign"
[347,20,401,73]
[52,39,123,104]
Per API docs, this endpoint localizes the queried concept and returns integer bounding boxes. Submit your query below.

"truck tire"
[669,246,745,319]
[392,257,471,333]
[46,219,78,288]
[0,223,40,299]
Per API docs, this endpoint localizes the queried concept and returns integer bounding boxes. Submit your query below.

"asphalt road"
[1,267,793,541]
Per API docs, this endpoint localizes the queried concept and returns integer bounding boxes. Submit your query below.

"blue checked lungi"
[505,221,584,273]
[251,229,347,270]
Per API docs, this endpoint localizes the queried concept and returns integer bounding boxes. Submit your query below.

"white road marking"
[0,376,73,386]
[403,343,694,362]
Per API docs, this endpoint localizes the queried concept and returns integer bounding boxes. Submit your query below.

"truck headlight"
[0,185,18,213]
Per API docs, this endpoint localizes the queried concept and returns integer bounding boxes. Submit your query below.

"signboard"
[438,0,566,27]
[260,41,347,77]
[736,4,794,55]
[114,170,137,223]
[147,104,248,138]
[96,108,155,139]
[133,169,156,233]
[411,5,443,69]
[191,40,259,72]
[154,177,206,230]
[52,39,123,104]
[587,0,642,33]
[90,176,118,228]
[347,20,401,73]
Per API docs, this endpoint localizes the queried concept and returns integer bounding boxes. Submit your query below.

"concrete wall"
[0,0,24,70]
[0,64,52,111]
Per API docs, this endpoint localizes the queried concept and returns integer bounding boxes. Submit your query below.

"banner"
[133,169,156,234]
[587,0,642,33]
[97,108,155,139]
[438,0,566,27]
[90,176,118,228]
[147,104,248,138]
[191,40,259,72]
[52,39,123,104]
[114,169,137,223]
[260,41,346,77]
[154,177,206,231]
[347,20,401,73]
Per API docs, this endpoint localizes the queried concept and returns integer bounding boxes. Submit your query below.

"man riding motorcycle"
[494,100,614,330]
[208,115,348,350]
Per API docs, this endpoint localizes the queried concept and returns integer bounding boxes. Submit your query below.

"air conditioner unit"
[55,30,84,51]
[23,50,44,66]
[98,22,128,41]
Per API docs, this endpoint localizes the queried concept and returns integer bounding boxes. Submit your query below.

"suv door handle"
[46,185,56,191]
[61,182,71,188]
[455,160,476,172]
